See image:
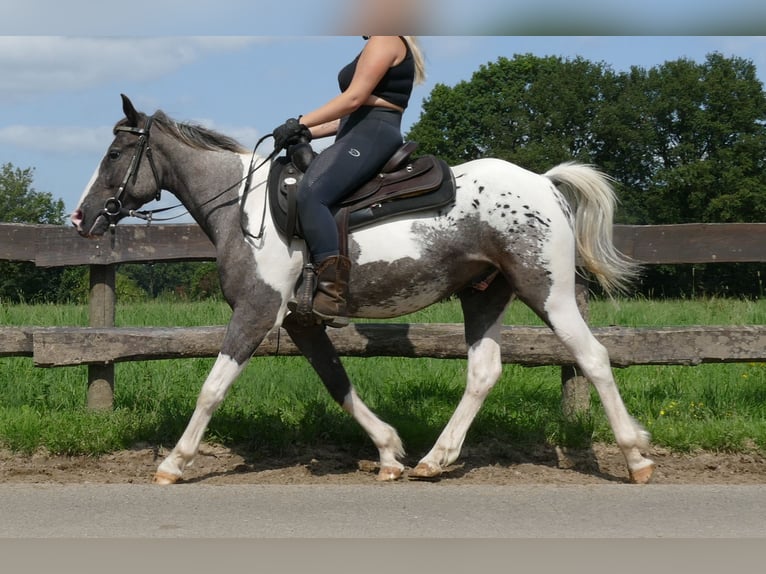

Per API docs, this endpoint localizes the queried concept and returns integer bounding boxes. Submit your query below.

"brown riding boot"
[312,255,351,328]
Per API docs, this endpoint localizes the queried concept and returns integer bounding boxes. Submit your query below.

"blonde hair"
[403,36,426,85]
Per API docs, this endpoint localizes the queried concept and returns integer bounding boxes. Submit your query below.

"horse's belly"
[348,253,488,319]
[346,211,489,318]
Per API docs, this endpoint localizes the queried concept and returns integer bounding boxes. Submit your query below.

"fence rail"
[3,324,766,367]
[5,222,766,266]
[2,222,766,410]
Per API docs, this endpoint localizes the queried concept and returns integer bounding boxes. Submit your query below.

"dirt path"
[2,441,765,485]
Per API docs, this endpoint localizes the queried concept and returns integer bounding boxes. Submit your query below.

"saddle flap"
[338,155,441,209]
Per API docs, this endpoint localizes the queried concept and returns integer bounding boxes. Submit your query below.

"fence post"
[87,264,116,410]
[560,274,591,419]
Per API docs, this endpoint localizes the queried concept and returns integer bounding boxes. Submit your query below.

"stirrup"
[287,263,320,326]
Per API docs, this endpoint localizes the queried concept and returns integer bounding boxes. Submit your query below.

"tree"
[119,261,221,300]
[0,163,69,303]
[613,54,766,226]
[406,53,766,297]
[0,163,64,224]
[407,54,615,172]
[602,55,766,296]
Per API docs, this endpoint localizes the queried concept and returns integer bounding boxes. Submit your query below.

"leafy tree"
[407,54,615,172]
[119,261,221,300]
[406,53,766,297]
[0,163,65,224]
[590,67,664,224]
[605,55,766,296]
[614,54,766,226]
[0,163,68,303]
[188,262,223,300]
[56,266,146,304]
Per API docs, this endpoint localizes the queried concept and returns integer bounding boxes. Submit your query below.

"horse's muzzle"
[71,209,110,238]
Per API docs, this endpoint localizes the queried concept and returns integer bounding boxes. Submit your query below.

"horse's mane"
[118,110,249,154]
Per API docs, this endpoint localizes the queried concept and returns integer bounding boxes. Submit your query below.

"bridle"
[103,115,164,229]
[101,113,280,237]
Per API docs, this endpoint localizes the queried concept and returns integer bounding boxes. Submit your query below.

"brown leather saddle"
[267,141,456,256]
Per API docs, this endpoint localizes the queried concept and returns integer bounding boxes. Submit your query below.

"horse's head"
[71,94,163,237]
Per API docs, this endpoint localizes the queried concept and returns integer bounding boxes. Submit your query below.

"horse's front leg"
[154,312,270,484]
[154,352,247,484]
[283,316,405,481]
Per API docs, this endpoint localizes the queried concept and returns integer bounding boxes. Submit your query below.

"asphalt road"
[1,483,765,538]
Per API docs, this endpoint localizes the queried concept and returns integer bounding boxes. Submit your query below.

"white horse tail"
[544,162,639,295]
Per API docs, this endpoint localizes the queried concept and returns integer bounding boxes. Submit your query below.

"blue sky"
[2,4,766,219]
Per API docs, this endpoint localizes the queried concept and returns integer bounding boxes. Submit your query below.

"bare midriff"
[365,95,404,113]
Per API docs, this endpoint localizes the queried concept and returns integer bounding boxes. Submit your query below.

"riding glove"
[272,118,312,151]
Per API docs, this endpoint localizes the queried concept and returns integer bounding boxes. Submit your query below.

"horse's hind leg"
[410,275,512,479]
[283,316,405,481]
[535,284,655,484]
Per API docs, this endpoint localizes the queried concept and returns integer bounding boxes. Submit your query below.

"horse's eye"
[108,149,121,160]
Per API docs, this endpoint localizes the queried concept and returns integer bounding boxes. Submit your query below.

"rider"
[272,36,426,326]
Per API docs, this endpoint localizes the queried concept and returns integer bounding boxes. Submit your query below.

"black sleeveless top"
[337,37,415,110]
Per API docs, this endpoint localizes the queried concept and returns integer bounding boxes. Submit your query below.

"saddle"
[267,141,455,326]
[267,141,456,252]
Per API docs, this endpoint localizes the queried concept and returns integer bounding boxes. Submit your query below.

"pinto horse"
[71,95,655,484]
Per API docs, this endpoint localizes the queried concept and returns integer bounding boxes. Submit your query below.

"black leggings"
[296,106,403,262]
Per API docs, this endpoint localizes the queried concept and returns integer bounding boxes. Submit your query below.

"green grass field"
[1,297,765,457]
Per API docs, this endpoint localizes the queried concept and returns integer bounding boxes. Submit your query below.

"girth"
[267,141,456,255]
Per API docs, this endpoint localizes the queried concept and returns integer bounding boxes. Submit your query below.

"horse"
[71,94,655,485]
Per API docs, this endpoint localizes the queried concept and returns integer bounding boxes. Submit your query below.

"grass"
[1,296,765,457]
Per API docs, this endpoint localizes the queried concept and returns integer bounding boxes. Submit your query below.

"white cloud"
[0,37,266,103]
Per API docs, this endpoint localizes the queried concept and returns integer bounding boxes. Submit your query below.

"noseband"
[103,116,163,228]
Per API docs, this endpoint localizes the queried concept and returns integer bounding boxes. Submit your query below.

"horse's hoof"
[629,462,656,484]
[153,471,181,485]
[409,462,442,480]
[377,466,403,481]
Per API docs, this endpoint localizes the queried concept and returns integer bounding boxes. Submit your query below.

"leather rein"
[103,114,277,233]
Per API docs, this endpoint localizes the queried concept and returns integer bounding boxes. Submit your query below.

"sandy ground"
[2,441,765,485]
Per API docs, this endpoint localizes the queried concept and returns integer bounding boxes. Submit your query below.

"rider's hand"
[272,118,312,151]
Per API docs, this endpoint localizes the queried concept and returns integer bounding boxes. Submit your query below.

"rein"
[104,115,278,235]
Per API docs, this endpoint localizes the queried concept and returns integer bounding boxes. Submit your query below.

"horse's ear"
[121,94,140,127]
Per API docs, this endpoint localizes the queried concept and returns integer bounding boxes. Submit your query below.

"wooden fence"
[2,222,766,411]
